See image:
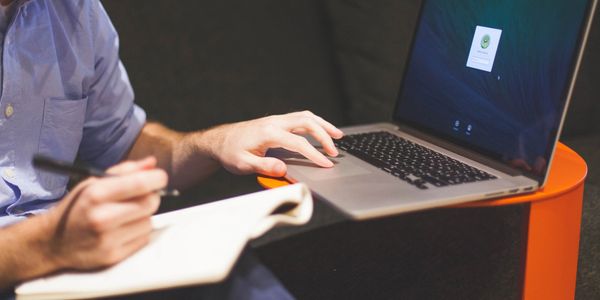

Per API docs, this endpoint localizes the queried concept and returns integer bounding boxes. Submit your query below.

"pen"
[32,154,180,197]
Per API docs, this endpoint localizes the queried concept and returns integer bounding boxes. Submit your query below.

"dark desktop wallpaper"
[395,0,590,177]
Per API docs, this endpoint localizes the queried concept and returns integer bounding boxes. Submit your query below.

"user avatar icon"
[481,34,491,49]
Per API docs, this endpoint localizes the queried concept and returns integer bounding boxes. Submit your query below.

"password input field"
[471,57,491,65]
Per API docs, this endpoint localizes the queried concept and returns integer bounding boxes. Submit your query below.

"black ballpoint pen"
[32,154,180,197]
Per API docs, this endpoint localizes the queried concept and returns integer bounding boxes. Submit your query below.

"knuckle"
[300,117,314,127]
[302,110,314,117]
[269,128,286,141]
[107,161,133,175]
[262,124,278,135]
[87,211,107,234]
[83,186,106,204]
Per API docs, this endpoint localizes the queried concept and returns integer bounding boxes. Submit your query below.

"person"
[0,0,343,298]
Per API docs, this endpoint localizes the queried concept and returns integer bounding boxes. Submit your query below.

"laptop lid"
[393,0,597,186]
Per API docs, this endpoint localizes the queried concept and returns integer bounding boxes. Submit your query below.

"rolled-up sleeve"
[77,1,146,169]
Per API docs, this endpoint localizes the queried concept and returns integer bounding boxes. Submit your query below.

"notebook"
[16,183,312,300]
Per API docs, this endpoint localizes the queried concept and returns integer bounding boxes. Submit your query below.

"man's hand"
[204,111,344,177]
[0,157,167,288]
[127,111,344,188]
[42,157,167,270]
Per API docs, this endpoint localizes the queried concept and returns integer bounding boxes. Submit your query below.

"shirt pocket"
[37,97,89,190]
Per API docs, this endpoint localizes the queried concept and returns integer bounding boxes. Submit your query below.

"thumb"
[244,154,287,177]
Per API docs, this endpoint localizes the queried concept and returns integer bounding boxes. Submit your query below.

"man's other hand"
[205,111,344,177]
[42,157,167,270]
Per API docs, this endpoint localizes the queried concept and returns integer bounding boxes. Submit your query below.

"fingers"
[87,194,160,231]
[97,219,154,266]
[214,110,343,175]
[272,130,334,168]
[118,232,153,263]
[109,217,153,250]
[49,159,166,270]
[292,111,344,139]
[82,169,168,203]
[241,154,287,177]
[286,116,339,157]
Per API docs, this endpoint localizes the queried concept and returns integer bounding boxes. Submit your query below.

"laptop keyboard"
[334,131,497,190]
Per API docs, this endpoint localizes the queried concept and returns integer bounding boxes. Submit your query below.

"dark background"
[103,1,599,299]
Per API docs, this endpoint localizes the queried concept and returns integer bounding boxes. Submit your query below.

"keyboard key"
[334,131,497,190]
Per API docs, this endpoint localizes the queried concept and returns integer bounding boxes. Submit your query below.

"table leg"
[523,184,584,300]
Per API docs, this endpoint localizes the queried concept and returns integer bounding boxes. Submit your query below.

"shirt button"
[3,168,15,179]
[5,104,14,118]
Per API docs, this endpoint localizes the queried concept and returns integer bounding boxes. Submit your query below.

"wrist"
[192,124,230,163]
[33,213,69,272]
[0,214,66,287]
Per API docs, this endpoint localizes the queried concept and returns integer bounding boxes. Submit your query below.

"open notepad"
[16,183,312,300]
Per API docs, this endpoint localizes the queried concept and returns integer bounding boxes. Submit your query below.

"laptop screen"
[394,0,592,179]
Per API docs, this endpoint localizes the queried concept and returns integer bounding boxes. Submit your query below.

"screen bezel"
[392,0,597,185]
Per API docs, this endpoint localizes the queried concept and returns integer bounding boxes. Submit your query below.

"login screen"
[394,0,590,177]
[466,26,502,72]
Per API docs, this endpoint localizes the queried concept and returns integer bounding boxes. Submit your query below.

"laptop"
[271,0,598,220]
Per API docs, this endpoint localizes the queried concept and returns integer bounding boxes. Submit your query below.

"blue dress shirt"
[0,3,296,299]
[0,0,146,227]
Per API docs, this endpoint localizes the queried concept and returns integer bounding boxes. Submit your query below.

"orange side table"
[258,142,587,300]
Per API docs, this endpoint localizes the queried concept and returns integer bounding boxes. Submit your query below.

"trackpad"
[268,148,371,180]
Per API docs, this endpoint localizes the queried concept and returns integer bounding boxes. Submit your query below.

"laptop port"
[485,191,505,197]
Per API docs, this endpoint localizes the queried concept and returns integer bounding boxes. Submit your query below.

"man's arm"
[0,158,166,289]
[0,215,61,289]
[126,122,219,189]
[127,111,344,190]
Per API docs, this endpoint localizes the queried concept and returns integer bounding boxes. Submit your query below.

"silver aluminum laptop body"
[271,122,536,220]
[271,0,598,220]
